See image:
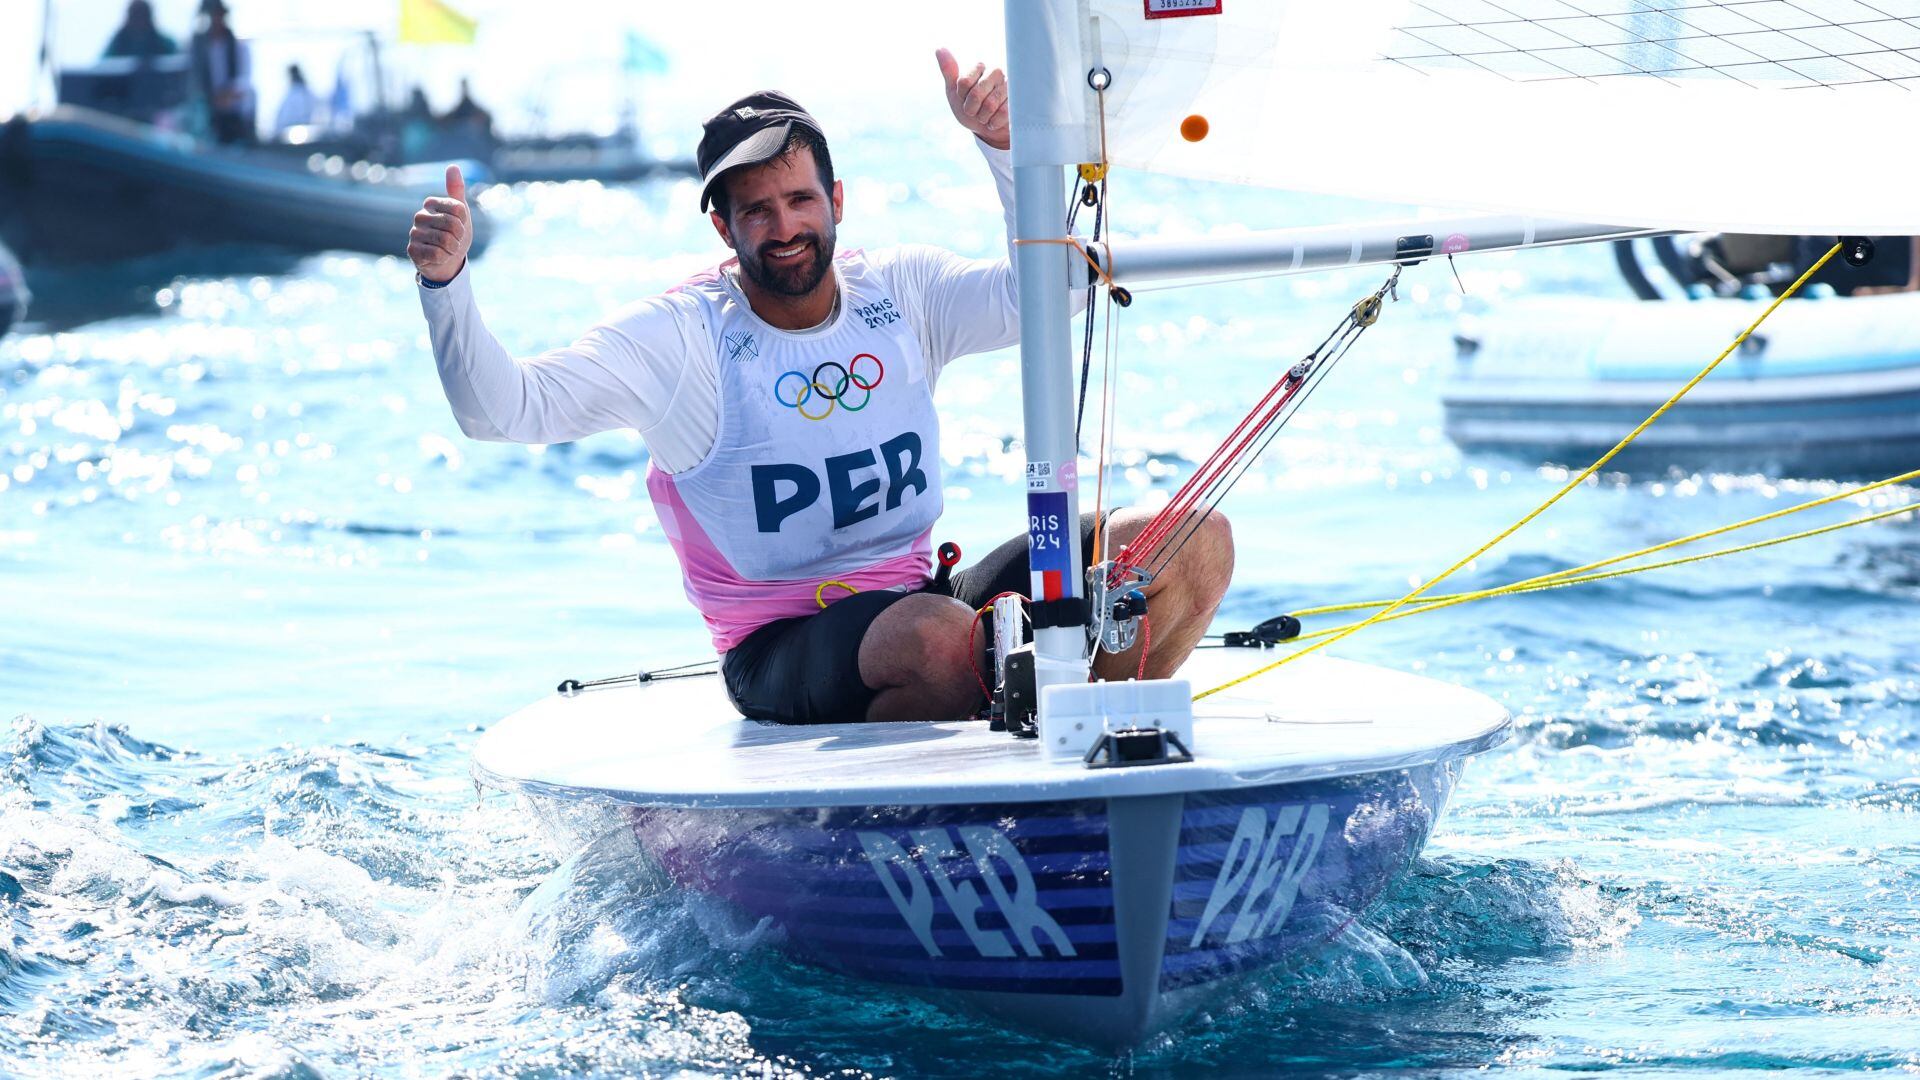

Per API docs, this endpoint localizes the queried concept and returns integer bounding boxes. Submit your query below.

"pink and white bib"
[646,252,943,651]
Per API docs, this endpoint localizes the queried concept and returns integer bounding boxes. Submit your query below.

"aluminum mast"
[1005,0,1092,676]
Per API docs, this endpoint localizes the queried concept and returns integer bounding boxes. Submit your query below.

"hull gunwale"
[473,724,1503,811]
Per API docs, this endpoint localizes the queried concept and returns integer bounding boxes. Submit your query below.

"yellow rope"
[1272,500,1918,648]
[1288,466,1920,618]
[815,580,857,609]
[1195,241,1845,701]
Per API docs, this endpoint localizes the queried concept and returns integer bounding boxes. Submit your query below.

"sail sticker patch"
[1145,0,1222,18]
[1025,460,1053,491]
[1028,491,1073,601]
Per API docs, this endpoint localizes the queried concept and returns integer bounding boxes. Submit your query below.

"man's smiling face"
[712,146,844,300]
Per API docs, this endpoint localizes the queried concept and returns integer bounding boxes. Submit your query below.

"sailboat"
[472,0,1920,1047]
[1444,238,1920,478]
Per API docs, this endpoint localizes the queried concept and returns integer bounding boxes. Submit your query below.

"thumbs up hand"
[409,164,473,284]
[935,48,1010,152]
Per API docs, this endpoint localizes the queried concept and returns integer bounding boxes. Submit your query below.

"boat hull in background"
[0,107,489,267]
[1443,293,1920,479]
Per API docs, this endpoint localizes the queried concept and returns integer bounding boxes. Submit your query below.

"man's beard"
[738,225,835,298]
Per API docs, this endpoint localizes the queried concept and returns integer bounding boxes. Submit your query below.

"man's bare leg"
[1090,507,1235,682]
[858,593,989,722]
[855,508,1231,720]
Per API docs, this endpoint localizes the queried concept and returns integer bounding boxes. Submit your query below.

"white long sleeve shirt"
[419,139,1026,474]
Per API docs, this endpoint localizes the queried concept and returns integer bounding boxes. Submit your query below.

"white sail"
[1058,0,1920,235]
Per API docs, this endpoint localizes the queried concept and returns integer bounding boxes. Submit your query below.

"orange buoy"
[1180,114,1210,142]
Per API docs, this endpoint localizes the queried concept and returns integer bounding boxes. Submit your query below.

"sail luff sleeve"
[1084,0,1920,235]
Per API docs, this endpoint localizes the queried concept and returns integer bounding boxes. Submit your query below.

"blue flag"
[622,31,668,75]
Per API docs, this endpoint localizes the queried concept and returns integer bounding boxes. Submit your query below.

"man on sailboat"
[409,51,1233,724]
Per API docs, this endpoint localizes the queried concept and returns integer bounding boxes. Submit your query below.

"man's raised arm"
[410,165,690,447]
[909,50,1084,373]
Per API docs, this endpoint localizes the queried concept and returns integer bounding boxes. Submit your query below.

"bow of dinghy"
[473,651,1507,1045]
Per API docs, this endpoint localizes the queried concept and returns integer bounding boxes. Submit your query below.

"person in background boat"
[408,52,1234,725]
[273,64,316,136]
[104,0,179,59]
[438,78,497,161]
[444,80,495,140]
[400,87,436,163]
[327,66,354,133]
[189,0,254,144]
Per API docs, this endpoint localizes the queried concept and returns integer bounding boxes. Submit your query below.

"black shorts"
[722,514,1102,724]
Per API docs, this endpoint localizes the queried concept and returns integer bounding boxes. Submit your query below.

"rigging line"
[1194,240,1845,702]
[1013,236,1118,290]
[1074,178,1107,447]
[1065,74,1120,452]
[1070,174,1092,443]
[1119,373,1309,569]
[1120,322,1339,566]
[1139,299,1379,581]
[1085,70,1116,566]
[1076,287,1095,444]
[1285,466,1920,619]
[1127,389,1309,577]
[1139,296,1378,580]
[1117,268,1402,576]
[1269,500,1920,651]
[1093,268,1121,571]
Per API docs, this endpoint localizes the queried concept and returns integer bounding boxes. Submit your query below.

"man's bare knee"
[1183,510,1235,601]
[859,594,982,720]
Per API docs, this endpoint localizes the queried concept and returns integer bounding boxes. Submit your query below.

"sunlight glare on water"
[4,8,1920,1076]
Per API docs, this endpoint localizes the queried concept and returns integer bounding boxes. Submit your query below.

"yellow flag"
[399,0,477,45]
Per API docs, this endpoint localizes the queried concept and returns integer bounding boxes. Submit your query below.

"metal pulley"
[1088,561,1152,655]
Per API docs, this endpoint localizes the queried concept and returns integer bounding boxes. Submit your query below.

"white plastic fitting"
[1036,678,1195,764]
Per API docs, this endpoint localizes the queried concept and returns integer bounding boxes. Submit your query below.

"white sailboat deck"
[472,652,1509,808]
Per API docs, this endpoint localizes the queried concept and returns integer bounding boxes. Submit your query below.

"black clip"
[933,541,962,593]
[1395,233,1434,265]
[1842,236,1875,267]
[1222,614,1302,648]
[1084,728,1194,769]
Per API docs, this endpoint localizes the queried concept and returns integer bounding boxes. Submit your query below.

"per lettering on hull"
[1161,771,1442,992]
[804,801,1121,995]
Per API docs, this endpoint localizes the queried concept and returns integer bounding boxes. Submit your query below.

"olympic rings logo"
[774,354,885,421]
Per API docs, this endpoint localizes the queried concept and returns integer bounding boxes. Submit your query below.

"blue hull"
[1442,294,1920,480]
[1444,389,1920,480]
[630,760,1463,1046]
[0,107,485,266]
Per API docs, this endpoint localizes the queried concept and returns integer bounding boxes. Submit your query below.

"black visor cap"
[697,90,826,213]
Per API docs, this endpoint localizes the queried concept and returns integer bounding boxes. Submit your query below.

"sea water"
[5,115,1920,1078]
